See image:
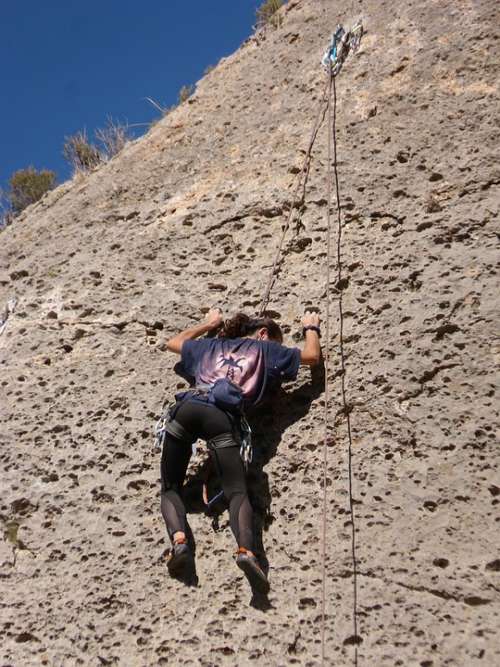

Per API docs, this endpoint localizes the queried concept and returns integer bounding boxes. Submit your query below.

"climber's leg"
[209,442,254,551]
[160,432,192,542]
[210,442,269,593]
[175,401,255,551]
[169,400,268,591]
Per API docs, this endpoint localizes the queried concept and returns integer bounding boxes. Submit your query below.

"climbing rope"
[258,76,331,316]
[259,22,363,316]
[320,67,334,666]
[257,21,363,666]
[322,24,363,665]
[322,69,360,667]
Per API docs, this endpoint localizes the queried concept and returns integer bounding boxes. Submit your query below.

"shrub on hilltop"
[5,167,57,216]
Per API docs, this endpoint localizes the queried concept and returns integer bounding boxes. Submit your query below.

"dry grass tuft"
[95,118,130,160]
[255,0,284,31]
[63,130,102,173]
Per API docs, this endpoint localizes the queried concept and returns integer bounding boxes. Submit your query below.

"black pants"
[160,400,253,551]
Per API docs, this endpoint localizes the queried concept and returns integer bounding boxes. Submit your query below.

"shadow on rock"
[181,363,325,593]
[250,591,273,611]
[247,362,325,576]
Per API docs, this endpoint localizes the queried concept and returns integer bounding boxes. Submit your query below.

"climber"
[160,308,321,593]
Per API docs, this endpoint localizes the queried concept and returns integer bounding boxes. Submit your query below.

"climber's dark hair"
[220,312,283,343]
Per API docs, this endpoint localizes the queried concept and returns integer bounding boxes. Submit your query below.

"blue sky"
[0,1,264,192]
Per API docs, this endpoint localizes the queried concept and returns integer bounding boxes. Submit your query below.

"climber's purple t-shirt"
[181,338,301,405]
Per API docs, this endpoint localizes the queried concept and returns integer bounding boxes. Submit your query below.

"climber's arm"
[165,308,223,354]
[300,311,321,366]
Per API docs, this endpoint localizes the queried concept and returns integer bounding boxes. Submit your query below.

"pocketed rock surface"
[1,1,499,665]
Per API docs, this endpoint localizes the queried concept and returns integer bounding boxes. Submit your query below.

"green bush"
[256,0,284,30]
[6,167,56,215]
[63,130,102,173]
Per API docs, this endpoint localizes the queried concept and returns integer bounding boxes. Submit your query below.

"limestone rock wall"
[1,0,499,665]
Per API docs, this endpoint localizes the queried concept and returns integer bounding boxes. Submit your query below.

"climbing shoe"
[166,539,193,579]
[236,547,270,595]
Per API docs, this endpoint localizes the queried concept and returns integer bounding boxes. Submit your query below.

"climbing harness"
[154,399,197,453]
[154,392,253,468]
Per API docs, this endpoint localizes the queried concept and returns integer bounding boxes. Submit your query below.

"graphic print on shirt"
[219,354,246,381]
[197,341,266,402]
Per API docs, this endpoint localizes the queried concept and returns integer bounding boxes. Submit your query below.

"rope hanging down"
[321,22,364,666]
[323,68,361,667]
[321,67,334,667]
[322,22,364,666]
[257,20,363,667]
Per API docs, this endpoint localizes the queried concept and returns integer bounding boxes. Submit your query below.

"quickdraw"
[154,408,170,451]
[321,21,363,76]
[0,297,17,337]
[239,416,253,470]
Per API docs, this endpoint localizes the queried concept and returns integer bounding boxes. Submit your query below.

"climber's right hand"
[165,308,223,354]
[205,307,223,331]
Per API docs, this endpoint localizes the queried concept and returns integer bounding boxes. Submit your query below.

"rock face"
[1,0,499,664]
